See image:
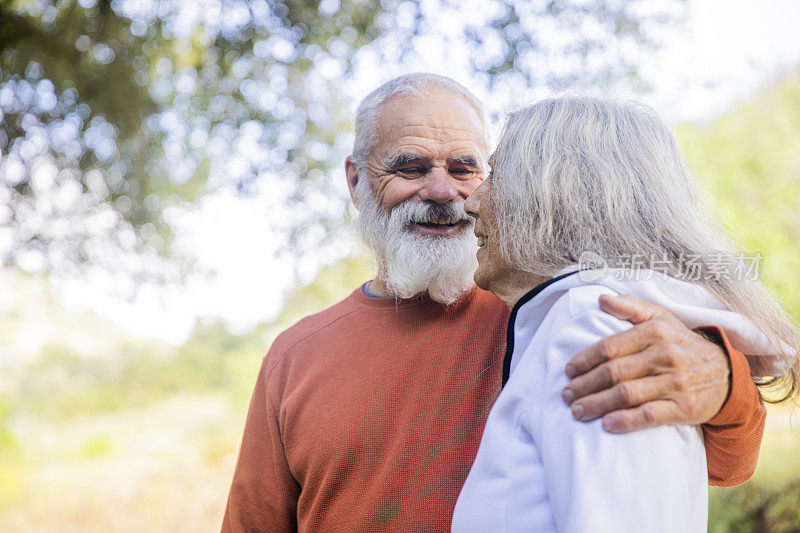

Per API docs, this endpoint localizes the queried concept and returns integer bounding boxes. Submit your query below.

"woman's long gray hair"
[489,95,799,402]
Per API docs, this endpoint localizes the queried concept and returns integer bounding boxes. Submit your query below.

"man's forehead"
[377,93,486,135]
[378,117,486,144]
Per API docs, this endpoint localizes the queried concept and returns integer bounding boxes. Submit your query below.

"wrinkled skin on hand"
[561,294,731,433]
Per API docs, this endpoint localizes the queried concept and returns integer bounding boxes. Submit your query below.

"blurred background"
[1,0,800,531]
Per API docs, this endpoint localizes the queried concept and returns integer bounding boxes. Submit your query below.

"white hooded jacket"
[451,269,785,533]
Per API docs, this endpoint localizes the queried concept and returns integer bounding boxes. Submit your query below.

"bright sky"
[54,0,800,344]
[645,0,800,121]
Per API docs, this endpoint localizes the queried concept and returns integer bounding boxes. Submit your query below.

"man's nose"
[417,168,458,204]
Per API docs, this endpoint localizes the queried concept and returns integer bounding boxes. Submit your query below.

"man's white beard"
[355,177,478,305]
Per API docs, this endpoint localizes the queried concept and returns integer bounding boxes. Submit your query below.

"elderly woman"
[451,97,799,532]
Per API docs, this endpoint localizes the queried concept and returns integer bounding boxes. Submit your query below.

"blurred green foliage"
[677,70,800,317]
[7,254,371,424]
[0,396,22,512]
[16,327,260,419]
[80,435,115,459]
[0,0,685,280]
[710,480,800,533]
[680,70,800,531]
[0,253,372,529]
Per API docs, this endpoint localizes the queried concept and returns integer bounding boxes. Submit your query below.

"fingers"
[566,321,670,378]
[567,374,673,423]
[563,293,733,431]
[600,400,683,433]
[598,293,663,325]
[562,346,662,404]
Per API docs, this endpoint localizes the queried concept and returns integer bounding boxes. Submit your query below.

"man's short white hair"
[352,73,491,169]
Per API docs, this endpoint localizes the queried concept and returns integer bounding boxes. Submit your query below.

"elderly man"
[222,74,764,532]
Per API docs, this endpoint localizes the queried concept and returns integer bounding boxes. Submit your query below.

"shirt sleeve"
[697,325,766,487]
[527,305,707,533]
[221,357,299,532]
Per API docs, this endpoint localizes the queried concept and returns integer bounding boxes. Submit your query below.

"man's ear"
[345,155,360,208]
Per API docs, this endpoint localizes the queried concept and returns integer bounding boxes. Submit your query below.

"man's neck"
[363,280,391,298]
[367,277,391,297]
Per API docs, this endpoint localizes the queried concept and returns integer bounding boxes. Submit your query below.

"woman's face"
[464,171,511,293]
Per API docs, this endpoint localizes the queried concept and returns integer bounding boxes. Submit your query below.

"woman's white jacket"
[452,268,780,533]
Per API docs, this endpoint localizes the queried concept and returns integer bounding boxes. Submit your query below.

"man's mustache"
[394,200,472,226]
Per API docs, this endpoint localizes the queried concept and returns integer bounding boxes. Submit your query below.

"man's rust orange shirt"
[222,285,764,532]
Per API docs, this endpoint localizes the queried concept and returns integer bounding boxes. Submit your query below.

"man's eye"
[399,167,424,175]
[450,168,477,179]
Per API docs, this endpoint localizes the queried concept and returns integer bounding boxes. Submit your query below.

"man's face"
[349,90,489,304]
[365,90,488,230]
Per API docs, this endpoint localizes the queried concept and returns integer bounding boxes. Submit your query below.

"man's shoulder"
[262,285,508,373]
[267,286,365,358]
